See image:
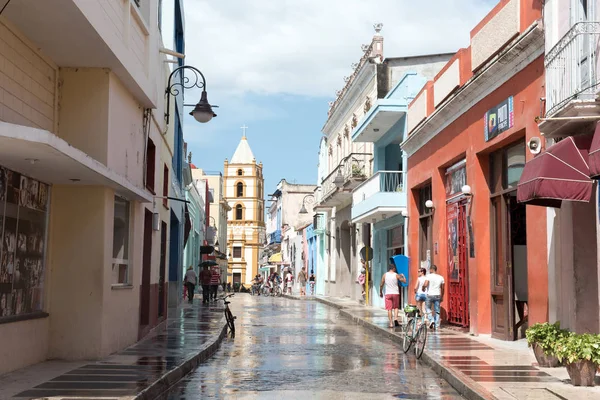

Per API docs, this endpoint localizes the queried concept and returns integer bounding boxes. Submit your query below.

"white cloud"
[177,0,497,98]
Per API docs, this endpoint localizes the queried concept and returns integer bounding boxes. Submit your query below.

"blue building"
[350,71,431,309]
[167,0,187,308]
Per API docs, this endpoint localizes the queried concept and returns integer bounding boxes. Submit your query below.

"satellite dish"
[360,246,374,262]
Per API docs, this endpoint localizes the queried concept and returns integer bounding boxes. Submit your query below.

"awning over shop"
[517,135,594,208]
[268,253,282,263]
[259,266,275,272]
[0,121,152,202]
[589,125,600,179]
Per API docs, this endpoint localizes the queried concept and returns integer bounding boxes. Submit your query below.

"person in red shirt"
[199,265,212,304]
[210,265,221,302]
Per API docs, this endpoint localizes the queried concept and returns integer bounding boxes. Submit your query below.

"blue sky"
[163,0,498,195]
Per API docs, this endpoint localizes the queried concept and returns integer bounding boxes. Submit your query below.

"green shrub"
[554,333,600,365]
[525,322,569,355]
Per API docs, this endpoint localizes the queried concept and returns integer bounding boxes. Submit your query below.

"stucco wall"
[57,68,110,164]
[48,186,108,360]
[107,72,144,187]
[0,317,48,375]
[0,20,57,132]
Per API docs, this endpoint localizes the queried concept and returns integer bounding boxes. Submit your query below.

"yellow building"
[224,135,265,287]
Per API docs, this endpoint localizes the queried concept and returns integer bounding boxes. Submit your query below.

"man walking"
[423,264,445,330]
[210,265,221,301]
[379,264,406,328]
[184,266,197,304]
[297,267,307,296]
[199,265,212,304]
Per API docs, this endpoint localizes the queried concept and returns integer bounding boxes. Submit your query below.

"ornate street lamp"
[165,65,217,125]
[299,194,316,214]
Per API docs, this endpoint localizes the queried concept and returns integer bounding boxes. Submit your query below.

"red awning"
[517,135,593,208]
[589,123,600,178]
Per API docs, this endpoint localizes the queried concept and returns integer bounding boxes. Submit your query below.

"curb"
[288,295,497,400]
[133,318,228,400]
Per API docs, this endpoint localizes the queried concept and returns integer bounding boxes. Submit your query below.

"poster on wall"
[0,167,6,203]
[485,96,514,142]
[447,204,460,282]
[0,165,48,318]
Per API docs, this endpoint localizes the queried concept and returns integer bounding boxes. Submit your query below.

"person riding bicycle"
[252,274,263,295]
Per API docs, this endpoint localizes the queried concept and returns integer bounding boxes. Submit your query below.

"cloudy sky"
[163,0,497,193]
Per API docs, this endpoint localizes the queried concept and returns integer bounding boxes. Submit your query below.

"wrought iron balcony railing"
[320,152,372,201]
[545,22,600,116]
[352,170,404,205]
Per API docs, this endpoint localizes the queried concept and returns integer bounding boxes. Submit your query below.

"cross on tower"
[240,125,248,138]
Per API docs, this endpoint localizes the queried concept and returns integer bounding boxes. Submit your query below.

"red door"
[447,199,469,327]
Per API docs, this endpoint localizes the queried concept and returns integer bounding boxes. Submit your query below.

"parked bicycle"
[221,293,236,336]
[402,304,427,359]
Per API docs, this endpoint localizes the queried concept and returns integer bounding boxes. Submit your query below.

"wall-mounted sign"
[485,96,514,141]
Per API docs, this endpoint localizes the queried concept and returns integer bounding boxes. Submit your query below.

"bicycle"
[402,304,427,359]
[221,293,236,336]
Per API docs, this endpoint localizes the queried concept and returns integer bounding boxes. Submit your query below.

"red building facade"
[402,0,545,340]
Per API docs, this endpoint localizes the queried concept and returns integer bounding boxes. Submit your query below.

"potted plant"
[555,333,600,386]
[351,164,365,178]
[525,322,568,367]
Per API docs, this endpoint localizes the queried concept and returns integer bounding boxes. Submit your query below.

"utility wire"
[0,0,12,16]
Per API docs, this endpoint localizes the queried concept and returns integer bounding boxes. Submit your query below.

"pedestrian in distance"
[297,267,307,296]
[285,270,294,295]
[379,263,406,328]
[423,264,445,330]
[199,265,212,304]
[184,266,197,304]
[210,265,221,302]
[308,272,316,295]
[414,268,428,322]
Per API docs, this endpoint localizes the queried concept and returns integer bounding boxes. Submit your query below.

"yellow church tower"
[224,130,265,287]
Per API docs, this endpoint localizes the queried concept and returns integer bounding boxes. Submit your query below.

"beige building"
[0,0,179,375]
[191,168,230,278]
[224,136,265,287]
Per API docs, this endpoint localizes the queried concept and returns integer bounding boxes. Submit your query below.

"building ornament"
[343,125,350,138]
[351,114,358,128]
[364,97,372,113]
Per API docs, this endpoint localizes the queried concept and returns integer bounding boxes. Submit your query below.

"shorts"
[385,294,400,310]
[415,293,427,302]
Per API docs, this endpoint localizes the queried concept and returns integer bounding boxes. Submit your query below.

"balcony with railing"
[351,170,407,224]
[313,213,327,234]
[268,229,282,245]
[542,21,600,137]
[318,152,372,207]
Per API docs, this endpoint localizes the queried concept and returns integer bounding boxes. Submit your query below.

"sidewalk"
[0,300,227,400]
[285,294,600,400]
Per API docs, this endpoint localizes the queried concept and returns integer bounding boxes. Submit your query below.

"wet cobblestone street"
[164,295,462,399]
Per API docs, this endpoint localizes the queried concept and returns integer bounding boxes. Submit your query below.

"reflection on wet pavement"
[164,296,463,399]
[13,304,224,399]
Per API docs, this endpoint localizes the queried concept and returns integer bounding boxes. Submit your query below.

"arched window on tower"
[235,204,243,220]
[236,182,244,197]
[237,169,243,176]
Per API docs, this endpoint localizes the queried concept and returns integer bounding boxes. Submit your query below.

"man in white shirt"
[379,264,406,329]
[423,264,445,330]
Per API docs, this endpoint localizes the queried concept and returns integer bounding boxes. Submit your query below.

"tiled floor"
[308,295,600,400]
[0,301,225,400]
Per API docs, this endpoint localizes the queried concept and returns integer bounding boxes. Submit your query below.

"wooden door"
[491,194,516,340]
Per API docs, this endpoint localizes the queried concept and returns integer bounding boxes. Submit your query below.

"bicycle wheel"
[415,322,427,359]
[275,286,282,297]
[402,319,414,353]
[225,307,235,335]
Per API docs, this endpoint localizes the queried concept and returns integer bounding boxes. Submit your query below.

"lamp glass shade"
[333,170,344,187]
[425,200,434,209]
[299,204,308,214]
[461,185,472,195]
[189,90,216,123]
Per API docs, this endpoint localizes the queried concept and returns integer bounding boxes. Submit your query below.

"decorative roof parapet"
[327,23,384,118]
